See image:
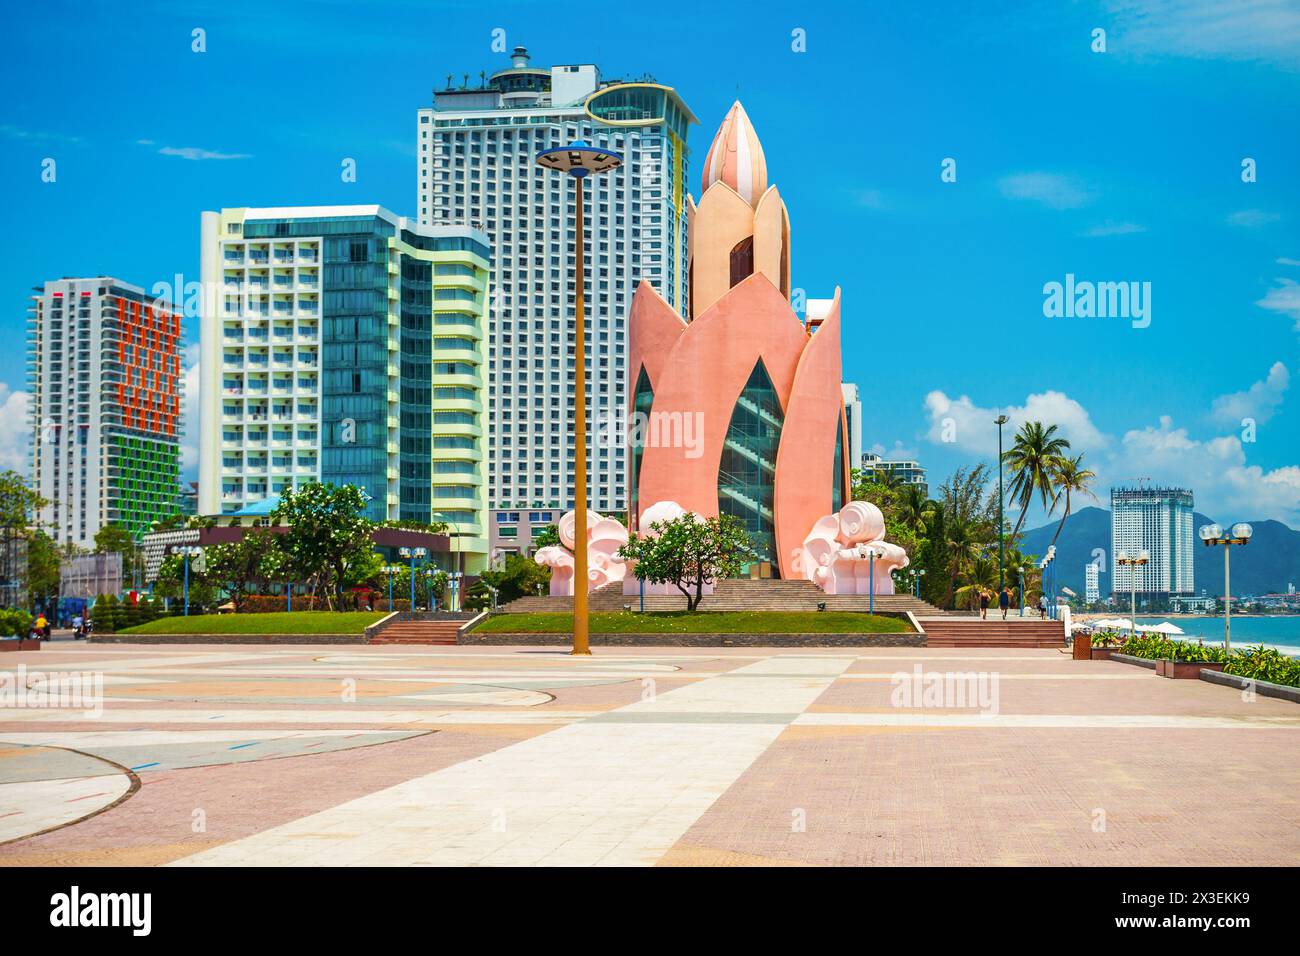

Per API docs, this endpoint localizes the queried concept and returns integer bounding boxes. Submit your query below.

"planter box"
[1200,668,1300,704]
[1072,634,1091,660]
[1157,658,1227,679]
[0,639,42,652]
[1090,646,1121,661]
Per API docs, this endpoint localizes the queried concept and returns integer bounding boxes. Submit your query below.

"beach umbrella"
[1146,621,1184,635]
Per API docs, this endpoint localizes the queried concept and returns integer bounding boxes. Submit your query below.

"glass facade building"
[199,206,492,570]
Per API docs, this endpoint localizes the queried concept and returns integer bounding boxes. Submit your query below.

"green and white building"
[28,277,183,549]
[198,206,492,571]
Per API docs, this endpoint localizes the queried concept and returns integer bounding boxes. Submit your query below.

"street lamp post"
[1018,566,1026,616]
[399,547,427,611]
[1115,548,1149,639]
[995,415,1009,590]
[537,140,622,656]
[1198,522,1252,652]
[173,546,202,616]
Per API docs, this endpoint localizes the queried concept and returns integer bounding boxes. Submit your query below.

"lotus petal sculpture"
[794,501,909,595]
[627,101,852,579]
[534,509,630,596]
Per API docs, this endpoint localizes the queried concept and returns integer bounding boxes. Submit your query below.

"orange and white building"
[28,277,182,548]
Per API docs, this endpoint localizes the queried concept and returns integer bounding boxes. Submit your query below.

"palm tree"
[1002,421,1071,537]
[897,485,935,537]
[1048,453,1097,546]
[954,555,999,611]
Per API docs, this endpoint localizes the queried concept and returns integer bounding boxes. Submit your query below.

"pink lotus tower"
[627,101,861,581]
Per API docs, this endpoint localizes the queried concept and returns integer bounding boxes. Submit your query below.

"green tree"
[1002,421,1071,536]
[204,529,286,612]
[270,483,375,608]
[0,470,44,530]
[617,513,751,611]
[480,554,551,605]
[532,524,561,549]
[27,529,61,609]
[93,523,135,555]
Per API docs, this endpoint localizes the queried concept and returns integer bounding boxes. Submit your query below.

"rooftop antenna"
[1125,476,1152,490]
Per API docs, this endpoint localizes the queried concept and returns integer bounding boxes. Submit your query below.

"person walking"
[1037,596,1047,621]
[978,590,990,620]
[999,586,1011,620]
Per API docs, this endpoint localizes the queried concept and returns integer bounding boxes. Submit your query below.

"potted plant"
[1090,630,1124,660]
[1156,639,1230,679]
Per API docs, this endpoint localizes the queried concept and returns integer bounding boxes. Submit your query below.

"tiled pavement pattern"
[1,644,1297,866]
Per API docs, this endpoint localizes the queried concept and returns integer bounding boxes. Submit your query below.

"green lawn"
[118,611,388,635]
[475,611,912,634]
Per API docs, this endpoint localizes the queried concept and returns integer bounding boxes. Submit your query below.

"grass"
[474,610,912,635]
[118,611,388,635]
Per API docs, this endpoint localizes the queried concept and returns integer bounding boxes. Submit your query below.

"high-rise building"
[28,277,182,549]
[1085,562,1100,603]
[198,206,492,571]
[417,45,697,553]
[859,452,928,495]
[841,383,863,467]
[1110,485,1194,598]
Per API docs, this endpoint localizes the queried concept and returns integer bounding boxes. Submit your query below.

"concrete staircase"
[499,578,951,617]
[367,618,463,645]
[919,616,1067,648]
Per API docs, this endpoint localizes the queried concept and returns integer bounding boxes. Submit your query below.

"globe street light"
[1199,522,1252,651]
[537,140,622,656]
[171,545,203,616]
[399,546,427,611]
[1115,548,1149,639]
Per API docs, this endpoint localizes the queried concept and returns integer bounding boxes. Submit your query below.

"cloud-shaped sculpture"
[794,501,909,595]
[534,509,630,596]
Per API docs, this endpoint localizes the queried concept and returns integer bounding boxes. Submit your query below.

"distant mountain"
[1019,507,1300,598]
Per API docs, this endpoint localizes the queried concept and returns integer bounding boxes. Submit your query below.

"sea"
[1131,616,1300,654]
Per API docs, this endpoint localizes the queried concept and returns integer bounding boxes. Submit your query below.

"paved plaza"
[1,642,1297,866]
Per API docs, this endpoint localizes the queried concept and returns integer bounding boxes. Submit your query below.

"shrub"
[1224,645,1300,688]
[0,608,32,637]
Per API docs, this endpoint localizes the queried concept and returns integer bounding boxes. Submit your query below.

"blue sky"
[2,0,1298,527]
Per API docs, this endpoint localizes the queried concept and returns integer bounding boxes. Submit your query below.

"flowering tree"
[617,512,750,611]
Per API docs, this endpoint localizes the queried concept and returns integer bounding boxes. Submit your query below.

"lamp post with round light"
[536,140,622,656]
[399,546,427,611]
[1198,522,1252,651]
[995,415,1009,590]
[1115,548,1149,639]
[172,545,203,616]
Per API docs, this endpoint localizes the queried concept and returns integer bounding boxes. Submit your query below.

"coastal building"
[28,277,182,549]
[198,205,492,572]
[860,452,928,495]
[1110,485,1195,599]
[1085,562,1099,603]
[628,102,851,578]
[841,383,863,467]
[417,45,697,550]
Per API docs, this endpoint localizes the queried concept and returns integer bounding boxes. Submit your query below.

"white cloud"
[1105,0,1300,69]
[181,343,200,479]
[1275,256,1300,266]
[997,172,1092,210]
[1210,361,1290,425]
[924,389,1109,455]
[157,145,251,161]
[1082,221,1147,237]
[1257,278,1300,330]
[0,384,31,473]
[1120,416,1300,524]
[1227,208,1281,227]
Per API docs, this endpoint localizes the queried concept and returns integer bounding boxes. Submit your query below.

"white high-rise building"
[1085,562,1100,603]
[28,277,182,550]
[417,46,696,553]
[1110,486,1195,597]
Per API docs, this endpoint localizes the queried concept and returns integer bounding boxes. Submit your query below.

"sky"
[1,0,1298,529]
